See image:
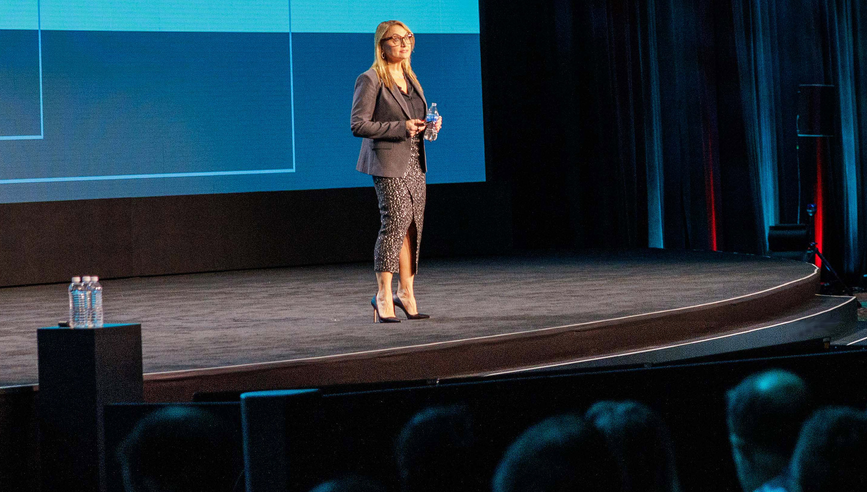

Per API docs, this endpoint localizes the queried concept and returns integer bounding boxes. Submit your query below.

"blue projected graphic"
[0,1,484,204]
[0,0,42,140]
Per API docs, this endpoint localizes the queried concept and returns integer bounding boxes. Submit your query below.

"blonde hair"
[371,20,421,90]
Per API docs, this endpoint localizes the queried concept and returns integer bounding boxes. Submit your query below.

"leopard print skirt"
[372,136,425,274]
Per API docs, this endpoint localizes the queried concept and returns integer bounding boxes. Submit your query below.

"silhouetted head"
[585,400,681,492]
[726,370,812,492]
[492,414,623,492]
[308,476,388,492]
[395,405,478,492]
[790,406,867,492]
[117,406,240,492]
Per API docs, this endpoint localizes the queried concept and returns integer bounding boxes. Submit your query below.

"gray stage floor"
[0,249,815,387]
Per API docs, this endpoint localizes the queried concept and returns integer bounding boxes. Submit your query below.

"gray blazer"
[351,68,427,177]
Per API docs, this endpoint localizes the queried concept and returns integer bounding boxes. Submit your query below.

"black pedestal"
[37,323,143,492]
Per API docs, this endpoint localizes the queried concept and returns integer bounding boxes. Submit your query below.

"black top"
[402,81,426,120]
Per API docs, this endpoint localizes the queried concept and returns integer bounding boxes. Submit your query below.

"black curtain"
[481,0,866,279]
[857,0,867,278]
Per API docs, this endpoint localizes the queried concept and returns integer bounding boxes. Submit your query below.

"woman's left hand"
[434,116,443,132]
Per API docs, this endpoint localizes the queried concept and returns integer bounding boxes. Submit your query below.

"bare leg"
[396,228,419,315]
[375,271,396,318]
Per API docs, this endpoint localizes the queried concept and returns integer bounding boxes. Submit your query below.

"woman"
[351,20,442,323]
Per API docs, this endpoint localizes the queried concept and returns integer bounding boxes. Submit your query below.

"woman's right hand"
[405,119,426,138]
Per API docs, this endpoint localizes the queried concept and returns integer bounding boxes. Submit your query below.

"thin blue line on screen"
[38,0,44,138]
[289,0,297,172]
[0,135,43,141]
[0,169,296,185]
[0,0,44,140]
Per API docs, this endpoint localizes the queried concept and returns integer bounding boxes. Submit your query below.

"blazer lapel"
[387,83,413,119]
[410,77,426,110]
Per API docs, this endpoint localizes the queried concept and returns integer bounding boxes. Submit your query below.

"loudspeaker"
[797,84,835,137]
[768,224,808,260]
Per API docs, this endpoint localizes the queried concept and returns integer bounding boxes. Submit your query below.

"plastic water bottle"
[89,276,104,327]
[68,277,87,328]
[424,103,439,141]
[82,276,94,327]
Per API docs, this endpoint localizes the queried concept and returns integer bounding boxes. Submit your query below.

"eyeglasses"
[384,33,414,46]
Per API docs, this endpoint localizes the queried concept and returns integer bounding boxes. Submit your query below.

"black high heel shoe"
[371,296,401,323]
[393,296,431,320]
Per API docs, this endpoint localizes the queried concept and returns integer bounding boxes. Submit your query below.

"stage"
[0,249,859,400]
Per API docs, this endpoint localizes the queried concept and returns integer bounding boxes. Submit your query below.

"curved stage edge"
[140,255,856,402]
[0,250,859,403]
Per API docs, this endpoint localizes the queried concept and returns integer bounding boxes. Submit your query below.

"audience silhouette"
[586,400,681,492]
[308,476,388,492]
[790,406,867,492]
[394,405,480,492]
[116,406,241,492]
[492,414,624,492]
[110,368,867,492]
[726,370,812,492]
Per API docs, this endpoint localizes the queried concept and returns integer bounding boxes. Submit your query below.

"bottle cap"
[91,276,99,282]
[71,276,81,283]
[82,276,92,282]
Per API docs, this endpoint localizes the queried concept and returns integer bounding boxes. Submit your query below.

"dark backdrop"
[2,0,865,288]
[480,0,866,280]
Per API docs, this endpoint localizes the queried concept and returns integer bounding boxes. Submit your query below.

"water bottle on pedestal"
[81,276,94,327]
[68,277,87,328]
[90,276,104,327]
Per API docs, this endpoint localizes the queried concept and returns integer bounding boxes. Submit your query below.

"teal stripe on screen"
[0,1,39,30]
[290,0,479,33]
[0,0,478,33]
[1,0,290,32]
